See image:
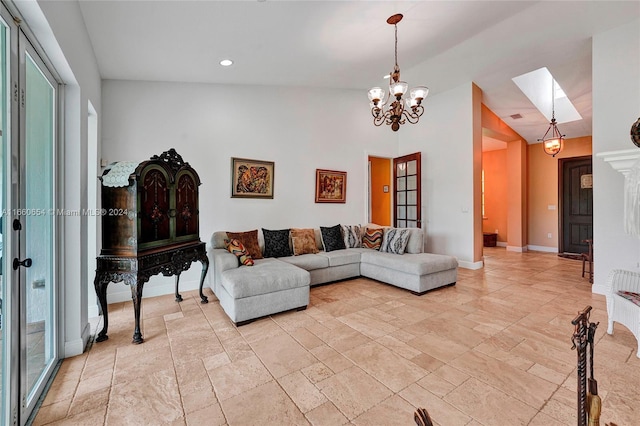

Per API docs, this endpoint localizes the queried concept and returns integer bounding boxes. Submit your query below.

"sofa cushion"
[291,228,319,255]
[318,249,361,267]
[404,228,424,254]
[225,239,254,266]
[262,228,292,258]
[380,228,411,254]
[279,254,329,271]
[342,224,362,248]
[360,251,458,275]
[221,258,309,298]
[226,229,263,259]
[320,224,346,252]
[362,228,383,250]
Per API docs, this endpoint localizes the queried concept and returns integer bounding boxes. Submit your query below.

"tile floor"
[33,248,639,425]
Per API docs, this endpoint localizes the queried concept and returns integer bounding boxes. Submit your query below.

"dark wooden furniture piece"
[581,239,593,283]
[94,149,208,344]
[483,232,497,247]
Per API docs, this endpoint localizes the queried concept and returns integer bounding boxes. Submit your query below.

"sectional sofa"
[208,226,458,325]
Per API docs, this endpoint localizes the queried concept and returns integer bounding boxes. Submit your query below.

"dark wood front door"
[560,156,593,254]
[393,152,421,228]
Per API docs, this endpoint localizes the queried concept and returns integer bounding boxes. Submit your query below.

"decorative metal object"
[631,117,640,148]
[571,306,600,426]
[368,14,428,132]
[538,79,565,157]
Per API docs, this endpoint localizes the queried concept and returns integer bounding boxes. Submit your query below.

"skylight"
[512,67,582,124]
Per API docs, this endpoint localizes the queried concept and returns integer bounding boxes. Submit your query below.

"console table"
[94,149,208,344]
[94,242,209,344]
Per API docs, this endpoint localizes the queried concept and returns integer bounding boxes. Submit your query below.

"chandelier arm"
[373,112,388,127]
[402,107,423,124]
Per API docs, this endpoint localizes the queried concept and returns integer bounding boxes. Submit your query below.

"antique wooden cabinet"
[94,149,208,344]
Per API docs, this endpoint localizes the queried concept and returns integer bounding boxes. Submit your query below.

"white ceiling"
[77,0,639,146]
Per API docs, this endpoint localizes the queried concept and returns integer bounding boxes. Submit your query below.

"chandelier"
[538,79,565,157]
[368,14,428,132]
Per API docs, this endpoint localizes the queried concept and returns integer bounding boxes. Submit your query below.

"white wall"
[592,19,640,294]
[398,82,479,268]
[101,80,398,302]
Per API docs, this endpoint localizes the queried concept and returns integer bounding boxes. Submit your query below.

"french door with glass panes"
[394,152,421,228]
[1,5,60,424]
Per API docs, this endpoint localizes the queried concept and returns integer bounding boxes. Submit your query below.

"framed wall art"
[231,157,274,198]
[315,169,347,203]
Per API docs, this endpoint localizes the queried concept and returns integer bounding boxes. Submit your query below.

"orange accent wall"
[369,156,391,226]
[528,136,592,248]
[482,149,508,242]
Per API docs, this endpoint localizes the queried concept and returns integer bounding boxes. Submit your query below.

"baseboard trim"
[592,284,606,295]
[506,245,527,253]
[496,241,507,247]
[458,260,484,270]
[527,245,558,253]
[105,279,200,304]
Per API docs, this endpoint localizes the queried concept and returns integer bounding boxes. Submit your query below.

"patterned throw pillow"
[262,228,292,258]
[361,228,383,250]
[342,224,362,249]
[291,228,319,256]
[320,224,346,252]
[226,229,263,259]
[225,239,254,266]
[617,290,640,307]
[380,228,411,254]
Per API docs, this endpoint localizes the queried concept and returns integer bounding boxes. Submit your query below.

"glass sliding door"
[0,11,8,424]
[0,6,60,423]
[19,32,57,420]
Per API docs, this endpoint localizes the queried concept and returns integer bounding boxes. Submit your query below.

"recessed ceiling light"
[220,59,233,67]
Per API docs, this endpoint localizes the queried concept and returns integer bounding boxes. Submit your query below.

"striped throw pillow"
[362,228,383,250]
[225,239,254,266]
[380,228,411,254]
[342,224,362,248]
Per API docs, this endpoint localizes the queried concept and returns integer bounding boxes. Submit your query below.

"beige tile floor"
[33,248,639,425]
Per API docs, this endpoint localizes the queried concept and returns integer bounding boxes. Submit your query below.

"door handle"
[13,258,32,270]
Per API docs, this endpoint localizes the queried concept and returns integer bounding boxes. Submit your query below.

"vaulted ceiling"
[78,1,639,145]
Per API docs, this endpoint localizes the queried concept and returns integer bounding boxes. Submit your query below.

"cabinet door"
[138,165,171,247]
[175,170,199,241]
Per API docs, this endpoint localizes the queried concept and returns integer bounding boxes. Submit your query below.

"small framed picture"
[231,157,274,198]
[315,169,347,203]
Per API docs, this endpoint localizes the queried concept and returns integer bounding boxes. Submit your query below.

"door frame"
[558,155,592,254]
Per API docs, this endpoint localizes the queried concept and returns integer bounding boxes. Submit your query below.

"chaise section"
[360,251,458,294]
[218,258,310,325]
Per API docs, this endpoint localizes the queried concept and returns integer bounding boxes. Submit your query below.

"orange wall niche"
[482,149,508,243]
[528,136,592,248]
[369,156,391,226]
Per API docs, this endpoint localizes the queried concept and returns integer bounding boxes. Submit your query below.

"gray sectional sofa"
[209,227,458,325]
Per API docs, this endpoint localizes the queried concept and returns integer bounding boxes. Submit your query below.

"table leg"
[174,273,183,302]
[199,256,209,304]
[130,278,145,344]
[94,274,110,342]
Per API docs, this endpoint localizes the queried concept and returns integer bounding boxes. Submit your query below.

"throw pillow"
[226,229,263,259]
[291,228,319,255]
[380,227,411,254]
[224,239,254,266]
[362,228,383,250]
[617,290,640,307]
[342,224,362,249]
[262,228,292,258]
[320,224,346,252]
